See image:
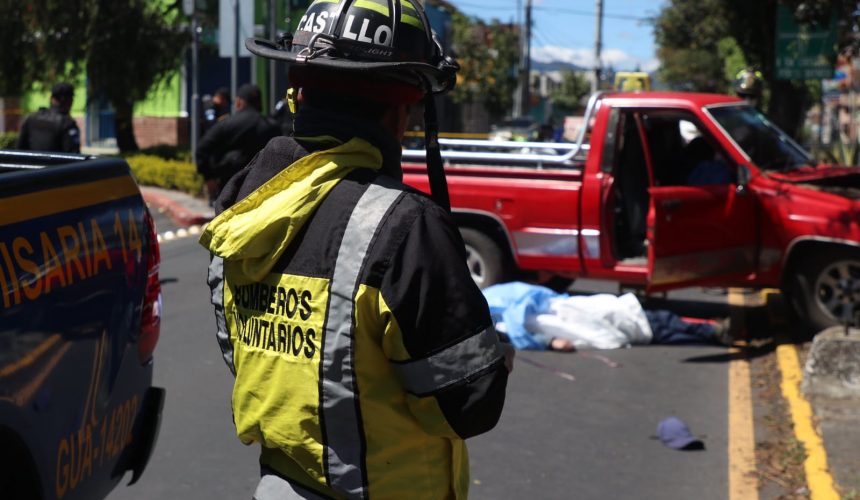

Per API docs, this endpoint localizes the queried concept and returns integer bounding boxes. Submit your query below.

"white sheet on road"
[528,293,653,349]
[484,282,652,350]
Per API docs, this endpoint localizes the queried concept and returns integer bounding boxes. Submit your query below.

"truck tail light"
[139,209,162,365]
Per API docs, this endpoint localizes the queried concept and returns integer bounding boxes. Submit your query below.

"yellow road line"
[728,289,758,500]
[776,344,840,500]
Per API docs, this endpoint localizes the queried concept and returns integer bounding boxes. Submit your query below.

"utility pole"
[231,0,239,115]
[268,0,277,112]
[593,0,603,93]
[191,10,200,165]
[512,0,523,117]
[519,0,532,118]
[183,0,199,164]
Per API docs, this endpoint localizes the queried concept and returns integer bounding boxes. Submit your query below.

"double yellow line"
[727,289,758,500]
[727,288,840,500]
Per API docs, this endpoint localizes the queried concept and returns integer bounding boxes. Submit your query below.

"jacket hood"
[199,137,383,282]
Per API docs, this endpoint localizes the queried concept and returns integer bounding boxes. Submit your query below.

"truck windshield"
[707,105,812,172]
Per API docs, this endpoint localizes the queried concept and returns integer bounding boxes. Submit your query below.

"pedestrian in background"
[201,86,231,137]
[16,83,80,153]
[196,83,279,203]
[199,0,513,498]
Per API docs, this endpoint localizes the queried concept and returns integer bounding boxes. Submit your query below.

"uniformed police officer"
[196,83,280,203]
[200,1,514,498]
[200,86,231,137]
[16,83,81,153]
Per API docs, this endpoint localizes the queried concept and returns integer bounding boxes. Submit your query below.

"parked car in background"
[404,91,860,335]
[0,150,164,500]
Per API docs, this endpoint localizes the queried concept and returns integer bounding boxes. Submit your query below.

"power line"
[534,6,650,22]
[451,2,651,22]
[452,1,518,12]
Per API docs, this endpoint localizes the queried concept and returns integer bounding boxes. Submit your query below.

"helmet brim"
[246,38,453,94]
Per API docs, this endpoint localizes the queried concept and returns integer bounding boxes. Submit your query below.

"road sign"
[775,4,837,80]
[183,0,194,16]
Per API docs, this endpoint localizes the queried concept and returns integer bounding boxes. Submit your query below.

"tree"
[84,0,187,152]
[0,1,37,97]
[4,0,187,152]
[450,12,520,121]
[653,0,731,92]
[551,70,591,114]
[655,0,859,139]
[483,21,520,120]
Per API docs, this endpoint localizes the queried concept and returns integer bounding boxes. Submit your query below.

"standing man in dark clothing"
[17,83,80,153]
[200,1,513,498]
[196,83,280,203]
[201,86,231,137]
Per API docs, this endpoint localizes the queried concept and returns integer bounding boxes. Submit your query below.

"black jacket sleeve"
[60,118,80,153]
[16,118,31,150]
[380,199,508,439]
[196,120,229,179]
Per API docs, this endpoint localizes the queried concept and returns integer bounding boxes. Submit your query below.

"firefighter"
[733,68,764,108]
[16,83,80,153]
[199,1,514,498]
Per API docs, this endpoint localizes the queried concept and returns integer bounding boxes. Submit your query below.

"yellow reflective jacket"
[200,136,508,499]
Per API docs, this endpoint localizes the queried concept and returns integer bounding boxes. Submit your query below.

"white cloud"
[531,44,658,72]
[642,58,660,72]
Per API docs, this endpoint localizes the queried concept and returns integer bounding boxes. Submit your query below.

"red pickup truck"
[403,91,860,334]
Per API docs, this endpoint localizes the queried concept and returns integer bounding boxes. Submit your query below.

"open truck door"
[647,177,758,290]
[629,108,760,291]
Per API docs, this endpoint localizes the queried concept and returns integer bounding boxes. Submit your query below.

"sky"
[449,0,664,72]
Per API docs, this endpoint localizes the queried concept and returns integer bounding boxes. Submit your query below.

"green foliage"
[0,0,189,152]
[551,71,591,113]
[653,0,860,137]
[125,154,203,196]
[717,37,747,85]
[653,0,730,92]
[0,132,18,150]
[450,13,520,120]
[0,0,33,96]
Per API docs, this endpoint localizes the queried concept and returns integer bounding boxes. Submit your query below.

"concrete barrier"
[802,326,860,399]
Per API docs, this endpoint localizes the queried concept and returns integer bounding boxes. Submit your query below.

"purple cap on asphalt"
[657,417,705,450]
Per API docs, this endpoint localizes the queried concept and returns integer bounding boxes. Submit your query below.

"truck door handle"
[660,199,682,210]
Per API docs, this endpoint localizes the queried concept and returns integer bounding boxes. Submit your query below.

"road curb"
[141,189,213,227]
[777,343,840,500]
[802,327,860,399]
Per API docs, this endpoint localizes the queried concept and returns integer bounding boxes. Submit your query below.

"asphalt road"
[110,214,732,500]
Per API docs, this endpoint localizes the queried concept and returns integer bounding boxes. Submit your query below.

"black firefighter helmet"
[245,0,459,210]
[245,0,458,96]
[733,68,763,100]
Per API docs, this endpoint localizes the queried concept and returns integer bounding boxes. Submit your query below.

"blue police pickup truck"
[0,151,164,500]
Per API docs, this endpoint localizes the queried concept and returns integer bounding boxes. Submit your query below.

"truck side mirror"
[736,164,752,195]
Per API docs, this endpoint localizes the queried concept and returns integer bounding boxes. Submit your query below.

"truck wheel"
[460,228,508,288]
[786,248,860,335]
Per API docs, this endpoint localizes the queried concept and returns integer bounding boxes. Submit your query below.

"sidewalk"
[140,186,214,227]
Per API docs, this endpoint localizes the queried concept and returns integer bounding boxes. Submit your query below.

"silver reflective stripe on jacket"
[208,255,235,374]
[391,326,503,396]
[254,473,331,500]
[321,179,402,499]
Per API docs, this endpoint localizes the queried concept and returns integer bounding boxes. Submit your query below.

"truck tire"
[459,228,509,288]
[785,247,860,335]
